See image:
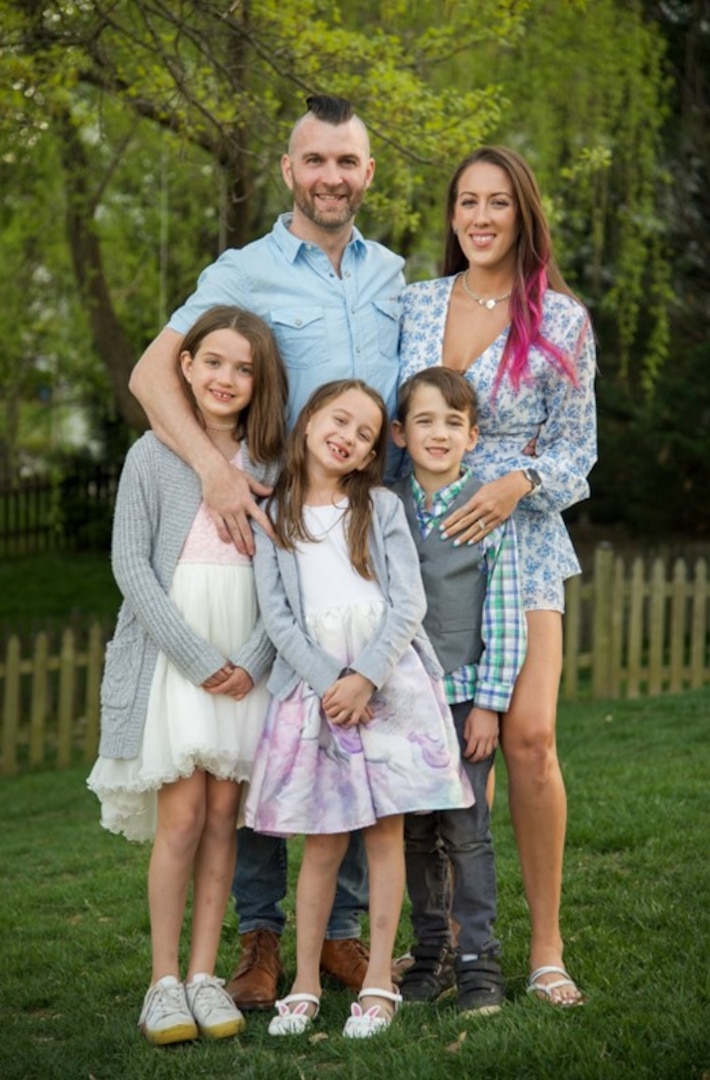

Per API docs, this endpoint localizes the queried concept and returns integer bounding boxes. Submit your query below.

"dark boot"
[456,954,505,1015]
[399,942,456,1003]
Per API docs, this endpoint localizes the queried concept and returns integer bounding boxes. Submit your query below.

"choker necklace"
[203,419,236,431]
[461,270,511,310]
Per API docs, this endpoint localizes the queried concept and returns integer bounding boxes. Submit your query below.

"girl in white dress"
[244,379,472,1039]
[87,306,287,1045]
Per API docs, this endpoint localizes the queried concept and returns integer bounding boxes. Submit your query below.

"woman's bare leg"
[500,610,582,1004]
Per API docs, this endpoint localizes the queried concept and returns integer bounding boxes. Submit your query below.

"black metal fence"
[0,467,119,557]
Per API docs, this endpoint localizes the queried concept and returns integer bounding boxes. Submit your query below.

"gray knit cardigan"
[98,433,278,759]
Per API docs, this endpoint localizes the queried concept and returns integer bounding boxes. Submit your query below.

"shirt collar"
[272,213,367,264]
[410,466,472,518]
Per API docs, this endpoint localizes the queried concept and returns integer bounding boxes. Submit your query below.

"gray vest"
[393,474,487,675]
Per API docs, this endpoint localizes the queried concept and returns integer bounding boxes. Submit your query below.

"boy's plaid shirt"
[410,469,527,711]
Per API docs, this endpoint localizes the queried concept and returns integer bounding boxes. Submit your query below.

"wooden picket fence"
[0,546,708,777]
[561,546,708,700]
[1,618,111,778]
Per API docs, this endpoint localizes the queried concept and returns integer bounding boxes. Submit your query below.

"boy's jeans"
[233,827,368,939]
[404,700,500,958]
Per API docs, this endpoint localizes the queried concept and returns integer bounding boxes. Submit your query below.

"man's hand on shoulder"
[200,455,274,555]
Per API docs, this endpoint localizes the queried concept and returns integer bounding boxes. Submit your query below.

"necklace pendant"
[461,271,511,311]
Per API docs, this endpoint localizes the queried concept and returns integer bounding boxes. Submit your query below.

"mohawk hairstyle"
[304,94,355,125]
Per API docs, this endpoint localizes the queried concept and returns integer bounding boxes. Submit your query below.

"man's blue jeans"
[404,700,500,958]
[233,826,368,939]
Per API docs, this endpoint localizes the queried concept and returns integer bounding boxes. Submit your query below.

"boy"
[391,367,527,1014]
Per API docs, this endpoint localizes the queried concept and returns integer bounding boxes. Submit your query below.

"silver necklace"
[306,500,347,539]
[461,270,511,310]
[204,419,236,431]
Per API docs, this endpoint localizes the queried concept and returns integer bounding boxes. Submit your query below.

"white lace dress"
[87,499,269,842]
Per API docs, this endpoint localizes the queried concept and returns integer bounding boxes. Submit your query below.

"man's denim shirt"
[168,213,405,437]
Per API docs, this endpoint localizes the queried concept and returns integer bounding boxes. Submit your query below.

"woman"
[398,146,596,1006]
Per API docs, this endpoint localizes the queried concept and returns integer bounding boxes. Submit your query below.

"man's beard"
[291,181,364,230]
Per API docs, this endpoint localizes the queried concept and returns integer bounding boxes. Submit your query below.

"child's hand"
[203,663,254,700]
[463,706,499,762]
[202,662,235,690]
[322,673,375,728]
[218,666,255,700]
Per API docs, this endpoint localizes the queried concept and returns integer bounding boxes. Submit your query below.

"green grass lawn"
[1,688,709,1079]
[0,552,120,624]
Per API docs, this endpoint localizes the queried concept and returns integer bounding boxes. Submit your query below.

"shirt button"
[344,270,351,278]
[295,319,302,327]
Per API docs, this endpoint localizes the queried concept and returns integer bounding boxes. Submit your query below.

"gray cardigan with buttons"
[252,486,443,700]
[98,433,277,759]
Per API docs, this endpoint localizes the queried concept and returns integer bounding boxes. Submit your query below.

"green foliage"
[8,0,521,240]
[0,0,689,535]
[0,128,94,478]
[0,0,526,473]
[463,0,671,395]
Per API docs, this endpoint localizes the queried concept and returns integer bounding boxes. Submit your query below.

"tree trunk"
[57,109,148,433]
[222,1,253,251]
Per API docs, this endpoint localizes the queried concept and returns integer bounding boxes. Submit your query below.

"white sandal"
[527,966,586,1007]
[268,993,320,1036]
[343,986,402,1039]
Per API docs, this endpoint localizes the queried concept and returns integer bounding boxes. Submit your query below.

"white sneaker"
[185,973,246,1039]
[138,975,198,1046]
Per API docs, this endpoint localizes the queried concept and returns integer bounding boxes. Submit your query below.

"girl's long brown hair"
[179,305,288,463]
[268,380,388,579]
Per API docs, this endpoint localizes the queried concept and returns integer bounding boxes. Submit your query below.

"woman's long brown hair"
[268,380,388,579]
[443,146,581,392]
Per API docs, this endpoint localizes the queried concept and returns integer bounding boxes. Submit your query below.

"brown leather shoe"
[225,929,283,1010]
[320,938,370,993]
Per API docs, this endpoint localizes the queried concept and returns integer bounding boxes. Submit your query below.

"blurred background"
[1,0,708,547]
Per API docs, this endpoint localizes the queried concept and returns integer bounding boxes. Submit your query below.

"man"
[129,94,404,1011]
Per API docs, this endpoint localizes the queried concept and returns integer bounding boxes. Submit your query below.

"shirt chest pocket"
[372,298,400,361]
[269,307,328,369]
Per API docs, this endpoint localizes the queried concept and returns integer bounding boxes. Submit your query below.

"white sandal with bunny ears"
[343,986,403,1039]
[527,966,586,1007]
[268,993,320,1036]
